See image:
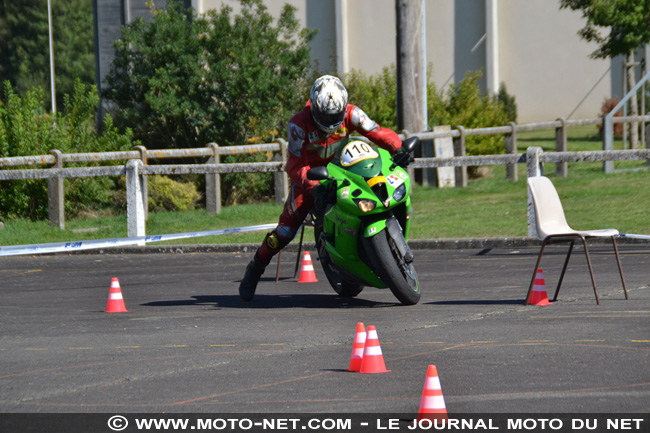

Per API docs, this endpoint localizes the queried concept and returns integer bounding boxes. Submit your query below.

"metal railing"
[1,115,649,237]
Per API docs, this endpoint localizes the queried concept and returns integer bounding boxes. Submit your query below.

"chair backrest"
[527,176,573,239]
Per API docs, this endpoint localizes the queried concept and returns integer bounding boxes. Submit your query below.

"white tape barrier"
[620,233,650,241]
[0,223,277,257]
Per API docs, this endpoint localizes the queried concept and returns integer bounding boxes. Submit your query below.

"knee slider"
[265,230,290,251]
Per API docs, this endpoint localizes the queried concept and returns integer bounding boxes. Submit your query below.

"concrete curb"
[72,236,648,255]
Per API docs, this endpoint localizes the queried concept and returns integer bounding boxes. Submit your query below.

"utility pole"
[396,0,426,134]
[47,0,57,117]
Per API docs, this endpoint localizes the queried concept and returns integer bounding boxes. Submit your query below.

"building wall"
[196,0,338,73]
[169,1,644,123]
[498,0,613,121]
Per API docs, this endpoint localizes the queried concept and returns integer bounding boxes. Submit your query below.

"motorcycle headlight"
[392,183,406,201]
[355,199,376,212]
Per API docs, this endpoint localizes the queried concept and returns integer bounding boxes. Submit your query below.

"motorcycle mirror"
[306,166,330,181]
[402,136,421,153]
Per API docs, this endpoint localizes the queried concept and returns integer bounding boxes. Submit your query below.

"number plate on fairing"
[341,141,379,166]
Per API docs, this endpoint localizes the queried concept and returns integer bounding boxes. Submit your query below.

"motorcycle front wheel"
[362,229,420,305]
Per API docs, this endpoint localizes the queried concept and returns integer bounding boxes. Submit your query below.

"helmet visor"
[313,109,346,133]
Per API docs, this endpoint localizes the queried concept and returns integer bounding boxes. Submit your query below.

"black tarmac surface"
[1,243,649,415]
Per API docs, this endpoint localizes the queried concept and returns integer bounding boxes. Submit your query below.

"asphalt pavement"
[1,242,649,416]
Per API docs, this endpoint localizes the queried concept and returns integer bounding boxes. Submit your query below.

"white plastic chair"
[525,176,628,305]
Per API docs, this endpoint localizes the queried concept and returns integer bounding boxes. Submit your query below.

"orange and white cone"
[359,325,390,374]
[106,277,128,313]
[298,251,318,283]
[418,365,448,421]
[527,268,551,306]
[348,322,366,372]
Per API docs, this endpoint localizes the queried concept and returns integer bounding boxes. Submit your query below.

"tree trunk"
[627,52,639,149]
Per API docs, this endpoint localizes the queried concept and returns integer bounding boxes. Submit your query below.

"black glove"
[312,183,332,218]
[392,148,414,168]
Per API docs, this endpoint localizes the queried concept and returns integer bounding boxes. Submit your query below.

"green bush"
[113,175,201,212]
[433,71,511,156]
[0,80,135,221]
[344,65,399,131]
[345,67,516,158]
[222,152,275,205]
[148,175,201,211]
[497,82,517,123]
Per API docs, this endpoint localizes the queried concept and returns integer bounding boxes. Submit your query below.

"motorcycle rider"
[238,75,404,301]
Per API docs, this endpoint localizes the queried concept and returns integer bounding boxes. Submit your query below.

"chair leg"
[293,225,306,279]
[553,240,575,302]
[275,250,282,283]
[611,236,628,300]
[580,237,600,305]
[525,240,548,305]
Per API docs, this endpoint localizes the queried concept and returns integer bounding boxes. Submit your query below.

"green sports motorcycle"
[307,136,421,305]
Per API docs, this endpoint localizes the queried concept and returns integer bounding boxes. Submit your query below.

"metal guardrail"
[1,116,649,236]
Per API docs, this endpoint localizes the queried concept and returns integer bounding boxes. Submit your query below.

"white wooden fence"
[1,116,649,238]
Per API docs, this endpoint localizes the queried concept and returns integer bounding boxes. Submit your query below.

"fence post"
[602,116,615,173]
[420,130,436,187]
[505,122,518,181]
[453,126,468,187]
[206,143,221,214]
[274,139,289,205]
[432,125,455,187]
[400,130,417,182]
[47,149,65,230]
[133,145,149,220]
[526,146,543,237]
[555,117,568,177]
[126,159,146,240]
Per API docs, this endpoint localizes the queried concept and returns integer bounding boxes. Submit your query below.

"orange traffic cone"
[359,325,390,374]
[106,277,128,313]
[298,251,318,283]
[526,268,551,306]
[418,365,448,421]
[348,322,366,372]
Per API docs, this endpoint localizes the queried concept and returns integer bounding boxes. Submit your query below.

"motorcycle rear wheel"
[362,230,420,305]
[314,223,364,298]
[319,250,365,297]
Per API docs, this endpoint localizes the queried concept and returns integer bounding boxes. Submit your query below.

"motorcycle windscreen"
[332,139,382,178]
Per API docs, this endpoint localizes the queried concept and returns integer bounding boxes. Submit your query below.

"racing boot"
[238,231,286,302]
[238,254,268,302]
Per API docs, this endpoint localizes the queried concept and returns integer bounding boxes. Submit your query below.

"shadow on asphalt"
[142,294,400,309]
[428,299,524,305]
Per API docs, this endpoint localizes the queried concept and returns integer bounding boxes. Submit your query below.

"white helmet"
[310,75,348,134]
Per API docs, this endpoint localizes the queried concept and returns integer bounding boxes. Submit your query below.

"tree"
[103,0,315,148]
[103,0,315,203]
[0,0,95,111]
[560,0,650,148]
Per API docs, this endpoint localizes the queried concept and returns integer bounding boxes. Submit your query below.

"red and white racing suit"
[255,101,402,264]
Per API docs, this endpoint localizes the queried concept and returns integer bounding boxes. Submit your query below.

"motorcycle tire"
[362,229,420,305]
[314,221,364,298]
[318,245,365,298]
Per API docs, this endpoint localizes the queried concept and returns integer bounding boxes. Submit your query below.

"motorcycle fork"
[385,216,414,264]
